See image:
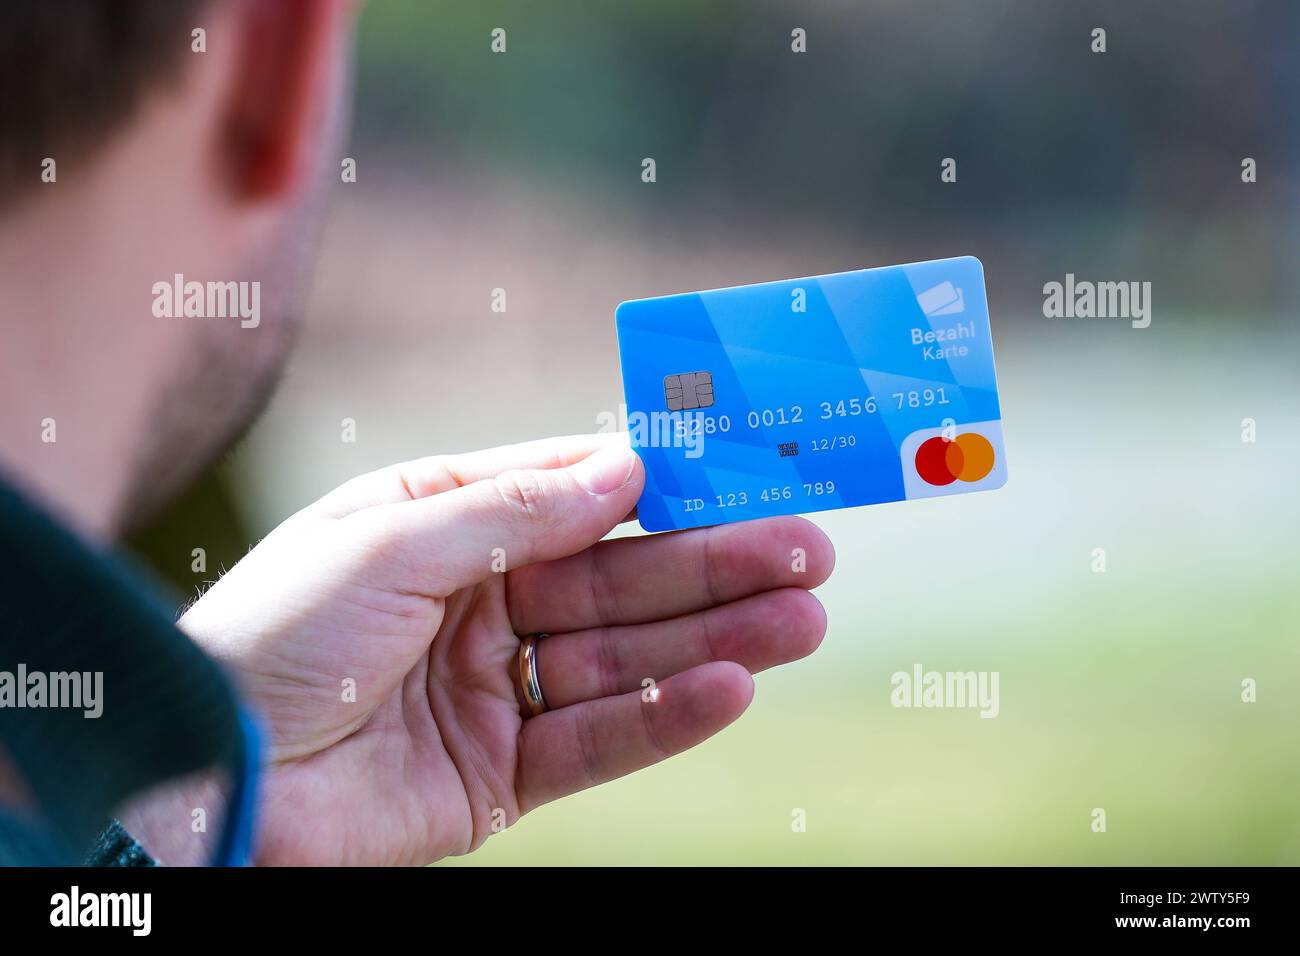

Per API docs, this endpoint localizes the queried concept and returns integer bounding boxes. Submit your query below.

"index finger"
[304,433,630,518]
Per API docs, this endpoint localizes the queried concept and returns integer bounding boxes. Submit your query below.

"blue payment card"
[614,256,1008,532]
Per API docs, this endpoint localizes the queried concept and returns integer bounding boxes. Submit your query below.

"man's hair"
[0,0,211,203]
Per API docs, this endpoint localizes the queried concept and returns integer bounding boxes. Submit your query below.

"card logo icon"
[916,280,965,317]
[914,432,995,485]
[663,371,714,410]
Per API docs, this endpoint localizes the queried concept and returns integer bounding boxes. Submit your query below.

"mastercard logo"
[915,432,996,486]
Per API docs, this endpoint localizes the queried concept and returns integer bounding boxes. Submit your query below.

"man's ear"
[227,0,357,201]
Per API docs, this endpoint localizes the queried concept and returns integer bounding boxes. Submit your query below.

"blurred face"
[116,4,355,530]
[118,215,311,529]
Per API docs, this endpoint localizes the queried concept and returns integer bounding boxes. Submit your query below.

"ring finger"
[526,587,826,713]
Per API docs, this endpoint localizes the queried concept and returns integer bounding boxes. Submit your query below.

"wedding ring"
[518,633,548,717]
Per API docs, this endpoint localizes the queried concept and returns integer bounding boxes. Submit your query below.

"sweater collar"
[0,477,241,861]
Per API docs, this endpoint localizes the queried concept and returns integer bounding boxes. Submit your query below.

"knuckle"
[492,469,551,525]
[573,705,603,787]
[638,693,672,761]
[594,626,622,698]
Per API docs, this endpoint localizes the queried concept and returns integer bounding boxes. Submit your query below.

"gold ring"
[518,633,548,717]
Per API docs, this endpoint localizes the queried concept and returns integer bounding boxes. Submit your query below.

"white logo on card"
[916,281,965,317]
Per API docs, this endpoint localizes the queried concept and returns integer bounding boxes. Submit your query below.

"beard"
[115,289,300,535]
[115,53,348,536]
[115,177,329,534]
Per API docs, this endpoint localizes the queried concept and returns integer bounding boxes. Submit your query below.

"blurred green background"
[132,0,1300,864]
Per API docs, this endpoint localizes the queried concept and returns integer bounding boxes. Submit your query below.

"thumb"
[352,442,644,596]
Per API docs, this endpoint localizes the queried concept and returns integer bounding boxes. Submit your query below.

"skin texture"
[0,1,837,865]
[157,435,833,865]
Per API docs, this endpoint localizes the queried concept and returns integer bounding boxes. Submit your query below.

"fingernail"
[572,444,637,495]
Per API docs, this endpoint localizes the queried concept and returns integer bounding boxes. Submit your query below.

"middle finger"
[506,515,834,635]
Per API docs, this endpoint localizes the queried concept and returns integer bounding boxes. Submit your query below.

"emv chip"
[663,371,714,410]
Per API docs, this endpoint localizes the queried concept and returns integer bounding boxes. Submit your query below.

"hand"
[125,435,833,865]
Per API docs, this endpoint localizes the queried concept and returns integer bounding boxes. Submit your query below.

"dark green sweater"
[0,477,242,865]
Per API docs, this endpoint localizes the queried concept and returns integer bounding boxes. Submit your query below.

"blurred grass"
[439,476,1300,865]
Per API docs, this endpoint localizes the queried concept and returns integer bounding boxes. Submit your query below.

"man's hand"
[126,435,833,865]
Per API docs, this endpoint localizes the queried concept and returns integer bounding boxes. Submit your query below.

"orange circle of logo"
[952,432,995,482]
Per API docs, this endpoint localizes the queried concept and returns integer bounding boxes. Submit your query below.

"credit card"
[614,255,1008,532]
